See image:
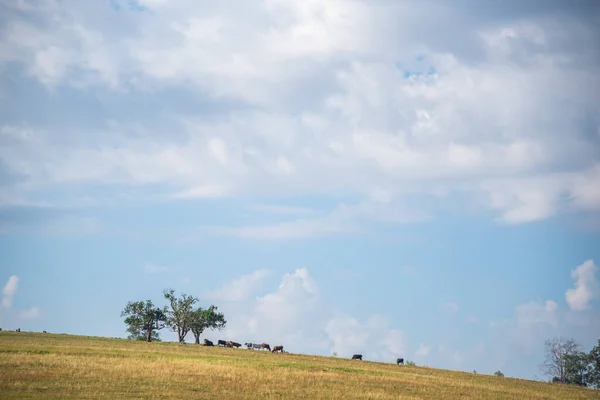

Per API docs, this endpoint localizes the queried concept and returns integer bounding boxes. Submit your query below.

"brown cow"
[230,341,242,348]
[272,345,284,353]
[261,343,271,351]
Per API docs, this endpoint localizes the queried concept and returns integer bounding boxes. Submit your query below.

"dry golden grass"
[1,331,599,399]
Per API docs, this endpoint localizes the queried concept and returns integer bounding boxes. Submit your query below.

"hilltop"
[1,331,598,399]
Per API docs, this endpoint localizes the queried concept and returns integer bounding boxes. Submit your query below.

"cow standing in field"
[230,341,241,348]
[272,345,284,353]
[352,354,362,360]
[261,343,271,351]
[217,339,227,346]
[204,339,214,346]
[397,358,404,365]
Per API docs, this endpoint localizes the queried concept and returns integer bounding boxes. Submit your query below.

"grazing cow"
[230,341,242,348]
[272,345,284,353]
[245,342,253,349]
[397,358,404,365]
[16,328,21,332]
[261,343,271,351]
[217,339,227,347]
[43,330,47,334]
[204,339,214,346]
[351,354,362,360]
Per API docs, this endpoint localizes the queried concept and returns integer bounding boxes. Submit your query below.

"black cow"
[204,339,214,346]
[351,354,362,360]
[15,328,21,332]
[217,339,227,346]
[397,358,404,365]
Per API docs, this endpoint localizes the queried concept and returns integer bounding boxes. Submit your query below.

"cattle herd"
[202,339,286,353]
[201,338,404,364]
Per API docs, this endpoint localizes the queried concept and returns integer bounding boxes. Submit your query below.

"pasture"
[1,331,598,399]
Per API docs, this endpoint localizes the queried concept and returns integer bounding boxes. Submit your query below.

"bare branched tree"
[540,336,581,384]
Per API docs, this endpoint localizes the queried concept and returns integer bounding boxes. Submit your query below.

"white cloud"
[504,299,559,350]
[1,276,19,309]
[415,343,431,358]
[204,269,269,302]
[441,301,459,317]
[202,268,408,361]
[0,2,598,229]
[18,306,40,320]
[565,259,599,311]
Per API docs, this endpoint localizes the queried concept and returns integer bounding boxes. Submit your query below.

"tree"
[540,337,581,384]
[406,361,416,366]
[588,339,600,389]
[564,352,590,387]
[120,300,167,342]
[126,325,162,342]
[189,305,227,344]
[164,288,198,343]
[494,370,504,377]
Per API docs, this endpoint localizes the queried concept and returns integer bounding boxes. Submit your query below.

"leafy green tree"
[564,352,590,387]
[164,288,198,343]
[540,336,581,384]
[190,305,227,344]
[494,370,504,377]
[586,339,600,389]
[126,325,162,342]
[120,300,167,342]
[406,361,416,366]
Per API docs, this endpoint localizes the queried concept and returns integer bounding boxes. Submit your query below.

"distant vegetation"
[121,288,226,344]
[541,336,600,388]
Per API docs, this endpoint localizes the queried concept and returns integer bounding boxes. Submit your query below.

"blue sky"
[1,0,600,381]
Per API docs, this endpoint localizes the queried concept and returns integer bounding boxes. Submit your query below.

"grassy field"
[1,331,598,399]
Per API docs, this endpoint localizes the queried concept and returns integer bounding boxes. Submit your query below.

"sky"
[1,0,600,381]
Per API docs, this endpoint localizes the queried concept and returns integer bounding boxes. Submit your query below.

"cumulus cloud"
[204,269,269,302]
[0,0,598,232]
[565,259,599,311]
[1,275,19,309]
[204,268,408,360]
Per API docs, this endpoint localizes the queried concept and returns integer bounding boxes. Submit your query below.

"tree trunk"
[146,329,152,342]
[194,333,200,344]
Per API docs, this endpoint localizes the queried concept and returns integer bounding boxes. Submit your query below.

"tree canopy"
[120,300,168,342]
[121,288,227,345]
[190,305,227,344]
